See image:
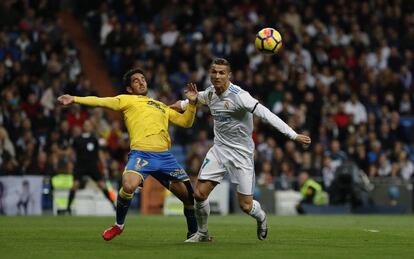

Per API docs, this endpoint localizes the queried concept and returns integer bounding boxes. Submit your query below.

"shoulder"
[198,85,215,102]
[228,83,252,102]
[203,85,215,93]
[115,94,130,102]
[228,83,243,95]
[116,94,129,98]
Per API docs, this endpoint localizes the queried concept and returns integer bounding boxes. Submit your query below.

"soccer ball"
[255,28,283,55]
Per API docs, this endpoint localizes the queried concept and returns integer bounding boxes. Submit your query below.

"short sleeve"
[197,89,210,105]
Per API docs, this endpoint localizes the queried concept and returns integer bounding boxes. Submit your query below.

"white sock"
[195,199,210,234]
[115,223,124,229]
[249,200,266,222]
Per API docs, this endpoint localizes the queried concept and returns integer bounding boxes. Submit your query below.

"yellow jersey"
[74,95,196,152]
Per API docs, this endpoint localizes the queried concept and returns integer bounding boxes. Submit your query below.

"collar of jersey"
[214,82,233,97]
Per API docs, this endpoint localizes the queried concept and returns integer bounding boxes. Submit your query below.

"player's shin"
[194,199,210,234]
[116,187,134,227]
[184,205,197,237]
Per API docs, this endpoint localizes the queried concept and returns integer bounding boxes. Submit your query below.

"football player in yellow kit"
[58,68,198,241]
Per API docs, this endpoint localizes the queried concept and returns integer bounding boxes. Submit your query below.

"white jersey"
[182,83,298,157]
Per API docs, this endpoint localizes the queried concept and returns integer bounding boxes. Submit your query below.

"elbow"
[183,122,193,128]
[184,119,195,128]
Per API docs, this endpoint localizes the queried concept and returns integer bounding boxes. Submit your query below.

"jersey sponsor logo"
[212,111,231,122]
[147,100,166,113]
[86,142,95,151]
[214,116,231,122]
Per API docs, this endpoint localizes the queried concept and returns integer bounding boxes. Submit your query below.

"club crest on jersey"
[224,101,230,109]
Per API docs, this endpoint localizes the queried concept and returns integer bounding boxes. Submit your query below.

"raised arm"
[57,94,122,111]
[169,86,211,112]
[168,83,198,127]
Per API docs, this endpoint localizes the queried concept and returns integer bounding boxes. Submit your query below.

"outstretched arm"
[239,92,311,145]
[169,86,210,112]
[255,104,311,144]
[57,95,121,111]
[168,83,198,127]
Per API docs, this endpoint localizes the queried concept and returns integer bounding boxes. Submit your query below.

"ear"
[126,86,132,94]
[228,71,232,79]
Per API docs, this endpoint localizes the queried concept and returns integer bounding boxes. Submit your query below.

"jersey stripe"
[228,85,240,94]
[251,102,259,113]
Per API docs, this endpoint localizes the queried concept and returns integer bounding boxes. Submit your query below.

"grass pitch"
[1,215,413,259]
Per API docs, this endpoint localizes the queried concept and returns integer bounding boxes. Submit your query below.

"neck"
[215,82,230,95]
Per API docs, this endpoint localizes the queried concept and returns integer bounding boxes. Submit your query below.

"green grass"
[0,215,413,259]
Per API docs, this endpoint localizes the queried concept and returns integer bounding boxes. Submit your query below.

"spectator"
[326,139,347,169]
[0,0,413,193]
[296,171,328,214]
[344,93,368,125]
[396,151,414,181]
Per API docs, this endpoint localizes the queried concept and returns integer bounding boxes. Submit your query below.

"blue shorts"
[124,150,189,188]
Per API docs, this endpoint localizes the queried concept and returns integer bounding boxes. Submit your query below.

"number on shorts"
[135,158,149,171]
[201,158,210,169]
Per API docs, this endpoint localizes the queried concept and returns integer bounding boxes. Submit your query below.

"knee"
[122,181,137,194]
[180,191,194,206]
[239,201,253,214]
[193,189,208,202]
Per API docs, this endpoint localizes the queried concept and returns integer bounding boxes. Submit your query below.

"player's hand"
[169,100,184,112]
[185,83,198,105]
[295,134,311,145]
[57,94,75,105]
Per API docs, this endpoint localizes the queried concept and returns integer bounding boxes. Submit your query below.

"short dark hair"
[211,58,231,71]
[122,68,145,87]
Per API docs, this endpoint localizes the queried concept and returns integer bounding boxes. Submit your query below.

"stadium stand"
[0,0,413,212]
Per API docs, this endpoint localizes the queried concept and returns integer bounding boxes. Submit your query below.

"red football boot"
[102,225,123,241]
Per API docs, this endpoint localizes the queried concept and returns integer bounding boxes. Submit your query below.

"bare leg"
[237,192,267,240]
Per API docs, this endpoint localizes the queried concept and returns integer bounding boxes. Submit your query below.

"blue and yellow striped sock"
[116,188,134,225]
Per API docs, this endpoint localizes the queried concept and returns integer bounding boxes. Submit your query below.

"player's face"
[210,64,231,94]
[83,120,92,133]
[128,73,148,95]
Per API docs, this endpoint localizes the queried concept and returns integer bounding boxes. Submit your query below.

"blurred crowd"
[1,0,414,192]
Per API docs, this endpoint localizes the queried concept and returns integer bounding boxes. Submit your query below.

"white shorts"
[198,145,255,195]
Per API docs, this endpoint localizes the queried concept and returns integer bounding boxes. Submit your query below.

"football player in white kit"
[174,58,311,242]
